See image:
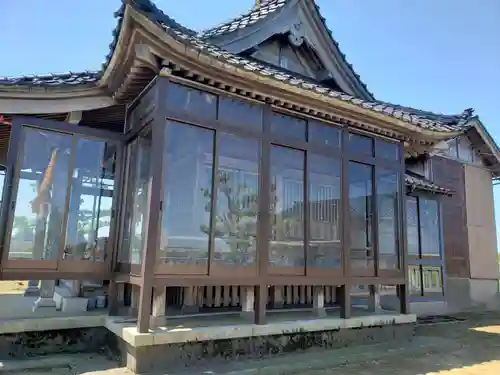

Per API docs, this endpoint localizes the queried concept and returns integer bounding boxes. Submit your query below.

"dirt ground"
[0,280,27,294]
[5,311,500,374]
[290,311,500,375]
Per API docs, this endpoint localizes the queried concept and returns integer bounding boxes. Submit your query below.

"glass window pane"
[271,113,306,141]
[348,162,374,270]
[214,134,260,266]
[376,138,400,160]
[270,146,305,268]
[166,83,217,120]
[160,122,214,266]
[308,120,340,148]
[377,170,400,269]
[406,197,419,256]
[218,97,263,130]
[409,265,422,296]
[422,266,443,295]
[121,132,152,264]
[8,129,73,261]
[419,199,440,256]
[348,133,373,156]
[308,154,341,268]
[64,139,116,262]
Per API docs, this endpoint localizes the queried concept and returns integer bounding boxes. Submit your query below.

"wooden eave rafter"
[0,86,115,115]
[123,6,462,148]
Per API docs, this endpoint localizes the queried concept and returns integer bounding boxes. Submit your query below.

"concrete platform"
[106,311,416,347]
[106,309,416,373]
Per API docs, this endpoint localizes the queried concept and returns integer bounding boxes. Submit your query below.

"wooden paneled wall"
[431,156,470,278]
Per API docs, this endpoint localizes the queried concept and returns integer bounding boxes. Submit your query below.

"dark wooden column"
[136,81,165,333]
[398,141,409,314]
[340,129,351,319]
[254,105,272,325]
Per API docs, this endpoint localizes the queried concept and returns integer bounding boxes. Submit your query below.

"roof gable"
[200,0,374,100]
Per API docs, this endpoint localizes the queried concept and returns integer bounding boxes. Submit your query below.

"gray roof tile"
[200,0,288,39]
[161,19,472,133]
[405,172,452,195]
[0,71,100,88]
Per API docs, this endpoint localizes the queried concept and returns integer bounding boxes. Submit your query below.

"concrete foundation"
[106,314,416,373]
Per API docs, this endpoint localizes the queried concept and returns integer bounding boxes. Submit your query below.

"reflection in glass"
[8,129,72,260]
[308,154,341,268]
[376,138,400,160]
[271,113,306,141]
[218,98,263,130]
[348,162,374,270]
[406,197,419,256]
[308,121,340,148]
[377,170,399,269]
[348,133,373,156]
[422,266,443,294]
[409,265,422,296]
[269,146,305,268]
[420,199,440,256]
[160,122,214,266]
[166,83,217,120]
[64,139,116,262]
[213,134,259,266]
[121,133,152,264]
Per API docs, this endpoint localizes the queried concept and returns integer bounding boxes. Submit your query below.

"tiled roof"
[200,0,375,100]
[0,71,100,88]
[199,0,288,39]
[405,172,452,195]
[159,18,471,133]
[0,0,475,135]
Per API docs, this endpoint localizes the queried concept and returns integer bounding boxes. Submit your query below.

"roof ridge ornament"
[288,21,305,47]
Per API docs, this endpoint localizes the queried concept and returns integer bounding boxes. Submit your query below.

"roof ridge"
[199,0,288,38]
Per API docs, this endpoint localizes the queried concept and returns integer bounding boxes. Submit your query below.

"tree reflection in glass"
[160,122,214,266]
[269,146,305,268]
[201,134,259,266]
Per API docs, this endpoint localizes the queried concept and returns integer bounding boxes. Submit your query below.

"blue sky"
[2,0,500,246]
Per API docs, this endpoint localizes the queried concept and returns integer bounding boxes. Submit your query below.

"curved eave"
[0,86,115,115]
[127,6,465,144]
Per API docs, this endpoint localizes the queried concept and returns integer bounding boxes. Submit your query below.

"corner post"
[136,77,166,333]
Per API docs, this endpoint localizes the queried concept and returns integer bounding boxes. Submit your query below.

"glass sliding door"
[157,121,215,274]
[269,145,305,275]
[2,118,123,274]
[348,162,376,276]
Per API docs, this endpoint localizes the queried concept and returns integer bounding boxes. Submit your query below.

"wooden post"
[339,284,351,319]
[136,88,165,333]
[241,286,255,320]
[299,285,306,304]
[272,285,283,308]
[368,284,382,313]
[150,286,167,327]
[108,281,124,316]
[398,284,409,314]
[254,284,267,325]
[182,286,198,313]
[130,284,140,316]
[313,285,326,317]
